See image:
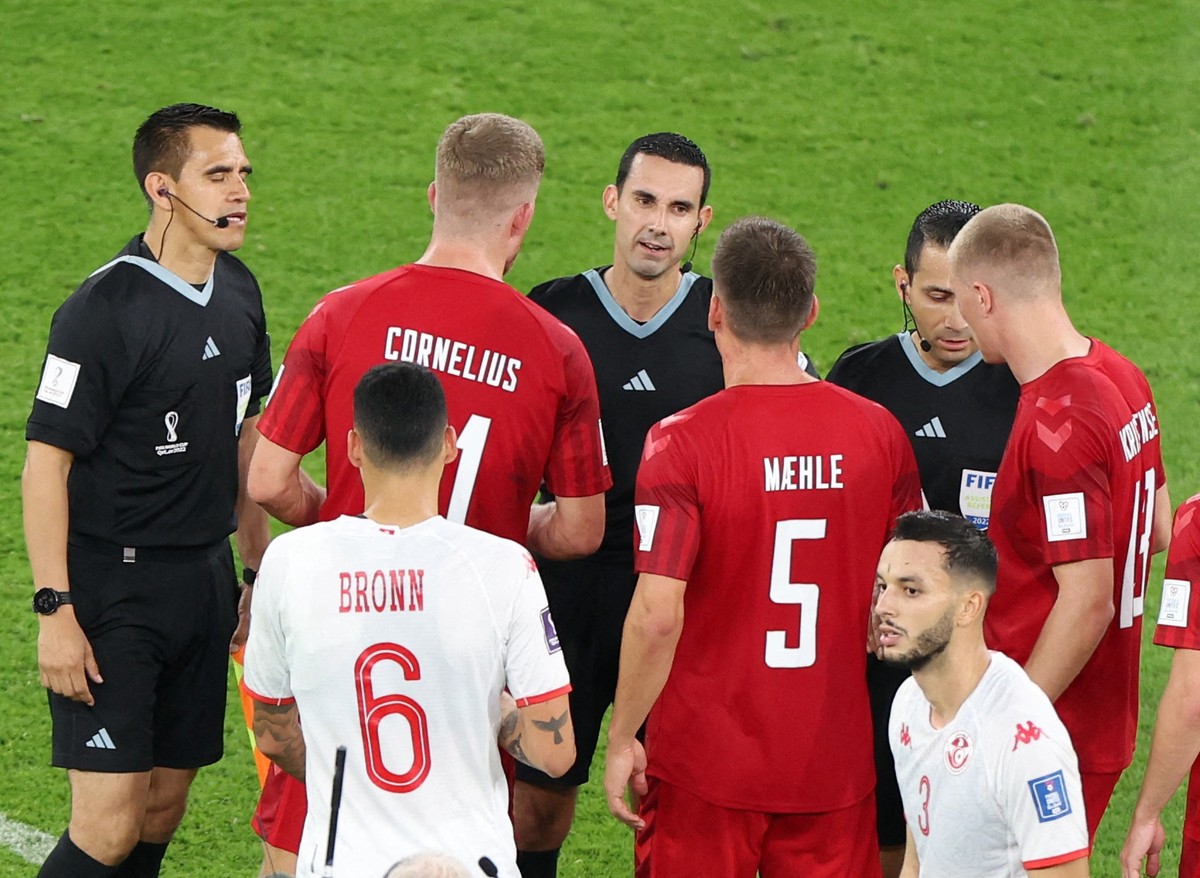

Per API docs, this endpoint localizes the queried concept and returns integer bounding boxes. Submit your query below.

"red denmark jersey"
[1153,495,1200,843]
[633,382,923,812]
[984,340,1165,773]
[258,264,611,543]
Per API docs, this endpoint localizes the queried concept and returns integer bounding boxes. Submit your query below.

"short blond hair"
[948,203,1061,295]
[434,113,544,209]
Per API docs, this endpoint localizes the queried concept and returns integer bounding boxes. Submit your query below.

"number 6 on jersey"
[766,519,823,668]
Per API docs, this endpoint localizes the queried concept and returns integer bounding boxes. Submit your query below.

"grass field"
[3,0,1199,875]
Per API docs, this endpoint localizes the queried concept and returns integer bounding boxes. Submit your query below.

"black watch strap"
[241,567,257,587]
[32,588,73,615]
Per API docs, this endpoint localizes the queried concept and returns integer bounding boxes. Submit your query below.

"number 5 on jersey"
[766,519,823,668]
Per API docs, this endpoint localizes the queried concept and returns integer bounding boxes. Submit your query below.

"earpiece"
[157,186,169,197]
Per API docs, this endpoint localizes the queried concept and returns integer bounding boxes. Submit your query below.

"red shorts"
[634,776,878,878]
[1080,769,1122,845]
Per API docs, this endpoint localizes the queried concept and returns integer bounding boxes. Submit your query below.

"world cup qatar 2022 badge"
[155,411,189,456]
[943,731,973,775]
[540,607,561,654]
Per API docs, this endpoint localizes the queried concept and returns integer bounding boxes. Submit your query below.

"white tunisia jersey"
[889,652,1088,877]
[244,515,570,878]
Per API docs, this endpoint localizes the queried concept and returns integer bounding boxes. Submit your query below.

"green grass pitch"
[2,0,1199,875]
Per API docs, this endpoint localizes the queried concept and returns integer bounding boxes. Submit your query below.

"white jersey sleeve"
[503,550,570,706]
[243,533,295,704]
[999,717,1089,870]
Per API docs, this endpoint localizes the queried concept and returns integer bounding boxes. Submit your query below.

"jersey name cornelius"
[383,326,522,393]
[339,568,426,614]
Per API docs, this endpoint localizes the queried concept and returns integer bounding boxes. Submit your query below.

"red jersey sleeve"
[257,299,331,455]
[632,413,701,581]
[542,324,610,498]
[883,407,925,526]
[1023,395,1116,566]
[1154,496,1200,650]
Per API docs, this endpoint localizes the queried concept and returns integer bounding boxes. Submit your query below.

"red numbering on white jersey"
[917,775,931,836]
[765,519,824,668]
[446,414,491,524]
[1119,468,1156,628]
[354,643,431,793]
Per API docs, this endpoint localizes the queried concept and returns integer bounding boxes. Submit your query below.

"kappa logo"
[85,727,116,750]
[1012,720,1043,751]
[155,411,189,457]
[944,731,972,774]
[201,336,221,360]
[623,369,656,391]
[900,723,911,748]
[914,417,946,439]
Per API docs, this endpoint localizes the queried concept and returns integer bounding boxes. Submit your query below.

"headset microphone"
[680,223,702,275]
[899,281,933,352]
[157,188,230,229]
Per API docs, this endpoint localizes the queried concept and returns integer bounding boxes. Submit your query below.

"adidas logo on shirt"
[623,369,656,391]
[914,417,947,439]
[202,336,221,360]
[85,728,117,750]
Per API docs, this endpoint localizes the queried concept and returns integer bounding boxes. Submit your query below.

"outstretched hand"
[604,738,648,830]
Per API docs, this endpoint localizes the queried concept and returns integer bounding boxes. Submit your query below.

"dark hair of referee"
[615,132,711,206]
[903,199,981,280]
[132,103,241,207]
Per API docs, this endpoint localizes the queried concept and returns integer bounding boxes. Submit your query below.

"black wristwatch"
[241,567,257,587]
[32,588,73,616]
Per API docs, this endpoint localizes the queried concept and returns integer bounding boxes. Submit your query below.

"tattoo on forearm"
[499,705,534,766]
[532,709,569,744]
[253,701,306,782]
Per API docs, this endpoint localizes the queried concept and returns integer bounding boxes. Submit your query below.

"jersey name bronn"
[338,568,426,613]
[763,454,844,492]
[1118,401,1159,463]
[383,326,522,392]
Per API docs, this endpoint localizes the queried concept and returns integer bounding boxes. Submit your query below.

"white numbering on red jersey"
[1119,467,1156,628]
[446,414,492,524]
[354,643,431,793]
[765,519,823,668]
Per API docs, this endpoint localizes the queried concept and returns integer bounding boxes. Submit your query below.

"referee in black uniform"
[23,103,272,878]
[826,199,1020,878]
[514,133,724,878]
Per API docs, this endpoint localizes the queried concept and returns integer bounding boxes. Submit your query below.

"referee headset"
[680,220,703,274]
[899,279,933,353]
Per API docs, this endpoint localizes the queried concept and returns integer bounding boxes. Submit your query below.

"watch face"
[32,588,61,615]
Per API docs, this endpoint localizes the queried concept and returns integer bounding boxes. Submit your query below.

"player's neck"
[914,638,991,729]
[1002,308,1090,384]
[603,262,682,323]
[721,339,817,388]
[361,472,442,529]
[144,222,218,284]
[417,236,507,282]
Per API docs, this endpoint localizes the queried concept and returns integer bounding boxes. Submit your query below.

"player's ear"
[347,428,363,470]
[442,425,458,465]
[511,201,534,239]
[957,587,986,626]
[427,181,437,213]
[602,184,619,221]
[707,292,723,333]
[802,295,820,331]
[893,265,911,303]
[974,281,994,316]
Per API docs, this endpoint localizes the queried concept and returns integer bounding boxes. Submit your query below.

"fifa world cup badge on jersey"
[155,411,189,456]
[959,469,997,529]
[1028,771,1073,822]
[541,607,561,654]
[36,354,81,409]
[1042,492,1087,542]
[635,505,660,551]
[1159,579,1192,627]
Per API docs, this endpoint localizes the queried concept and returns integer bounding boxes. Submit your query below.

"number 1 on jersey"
[765,519,824,668]
[447,414,492,524]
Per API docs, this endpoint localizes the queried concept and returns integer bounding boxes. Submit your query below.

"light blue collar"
[584,268,698,339]
[897,331,983,386]
[91,255,213,306]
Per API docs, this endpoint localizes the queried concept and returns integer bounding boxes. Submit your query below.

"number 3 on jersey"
[765,519,823,668]
[446,414,491,524]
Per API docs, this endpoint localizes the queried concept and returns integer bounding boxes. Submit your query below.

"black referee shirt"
[529,268,725,564]
[26,235,272,548]
[827,332,1019,527]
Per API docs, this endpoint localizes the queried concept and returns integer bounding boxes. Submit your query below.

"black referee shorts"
[517,556,638,789]
[49,538,238,773]
[868,653,911,847]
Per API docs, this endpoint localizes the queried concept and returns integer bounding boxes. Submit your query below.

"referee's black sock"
[113,840,170,877]
[37,831,118,878]
[516,848,560,878]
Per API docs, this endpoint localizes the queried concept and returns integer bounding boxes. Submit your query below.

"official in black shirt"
[827,199,1019,878]
[23,104,272,878]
